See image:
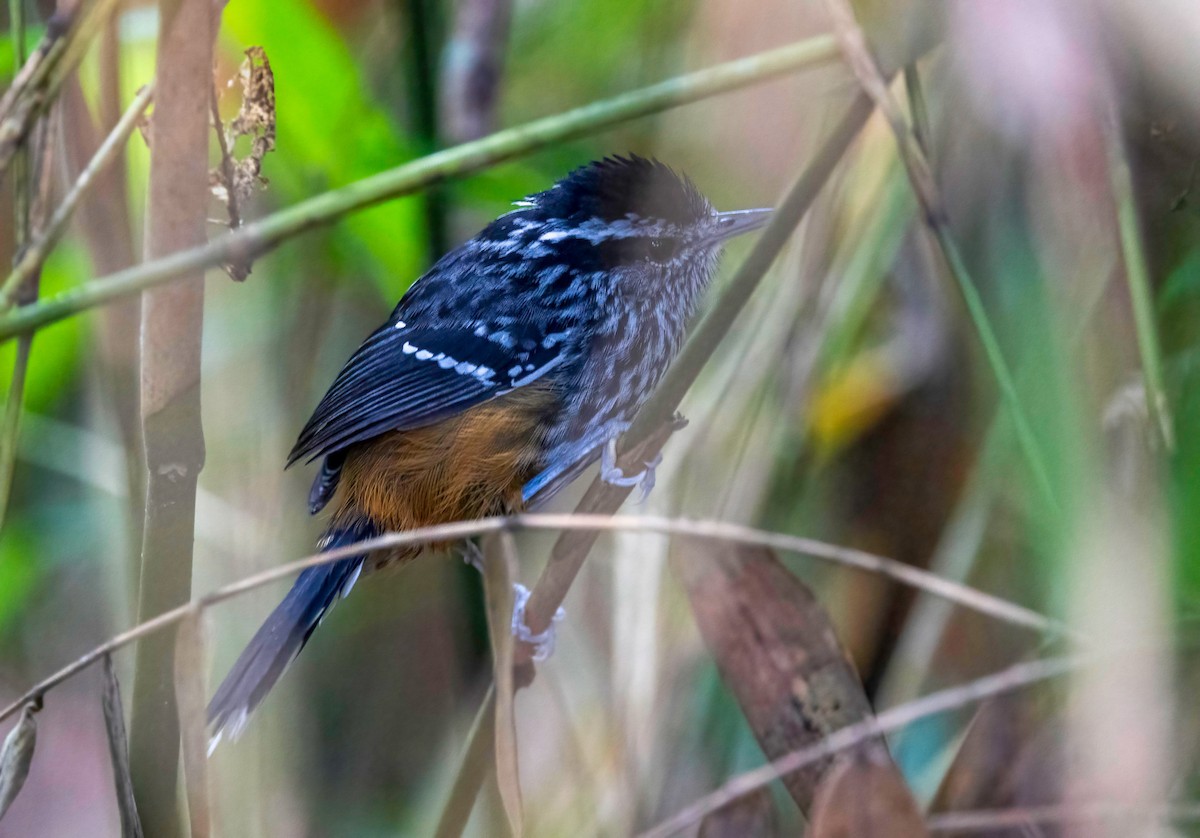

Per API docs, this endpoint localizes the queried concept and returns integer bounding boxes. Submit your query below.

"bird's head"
[477,155,771,307]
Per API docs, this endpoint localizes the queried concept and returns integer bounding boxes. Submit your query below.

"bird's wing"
[288,320,568,465]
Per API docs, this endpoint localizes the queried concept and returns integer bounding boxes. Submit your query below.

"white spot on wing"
[510,352,565,387]
[415,349,433,361]
[402,342,418,354]
[393,320,407,329]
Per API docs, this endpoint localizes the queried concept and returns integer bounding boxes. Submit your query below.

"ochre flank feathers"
[334,384,559,549]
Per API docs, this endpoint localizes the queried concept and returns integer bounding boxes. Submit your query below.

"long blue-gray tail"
[207,520,376,746]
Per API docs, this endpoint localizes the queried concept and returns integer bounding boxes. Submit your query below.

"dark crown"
[528,155,710,226]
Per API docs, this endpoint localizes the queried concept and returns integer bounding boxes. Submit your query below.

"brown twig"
[637,655,1088,838]
[173,609,211,838]
[482,531,523,835]
[209,86,241,231]
[509,95,881,688]
[0,511,1072,726]
[433,684,497,838]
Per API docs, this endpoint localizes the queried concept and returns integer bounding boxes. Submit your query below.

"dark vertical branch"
[440,0,512,143]
[126,0,213,833]
[400,0,448,258]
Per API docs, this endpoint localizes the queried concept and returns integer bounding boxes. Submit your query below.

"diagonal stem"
[0,509,1073,727]
[0,82,155,310]
[0,35,841,342]
[822,0,1058,511]
[638,654,1087,838]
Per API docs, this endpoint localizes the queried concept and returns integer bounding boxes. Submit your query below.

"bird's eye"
[646,237,680,263]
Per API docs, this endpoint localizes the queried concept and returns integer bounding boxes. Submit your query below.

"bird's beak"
[710,207,773,243]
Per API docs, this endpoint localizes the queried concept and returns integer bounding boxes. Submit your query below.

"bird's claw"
[601,438,662,502]
[511,583,565,662]
[459,541,485,573]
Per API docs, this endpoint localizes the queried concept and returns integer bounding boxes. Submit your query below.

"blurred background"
[0,0,1199,834]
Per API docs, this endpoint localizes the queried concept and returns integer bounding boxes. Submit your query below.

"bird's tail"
[207,520,376,748]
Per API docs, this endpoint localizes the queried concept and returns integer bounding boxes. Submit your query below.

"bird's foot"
[511,583,566,662]
[601,437,662,503]
[459,541,485,573]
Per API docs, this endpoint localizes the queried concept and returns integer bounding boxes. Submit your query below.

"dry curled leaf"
[225,45,275,203]
[101,656,144,838]
[0,700,39,821]
[210,46,275,280]
[676,542,883,814]
[211,46,275,206]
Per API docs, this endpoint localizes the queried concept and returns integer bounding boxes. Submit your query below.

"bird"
[206,155,771,743]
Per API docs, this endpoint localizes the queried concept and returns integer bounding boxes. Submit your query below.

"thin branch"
[209,85,241,231]
[626,94,874,446]
[507,93,881,685]
[433,684,497,838]
[482,532,523,836]
[637,655,1087,838]
[0,82,155,310]
[399,0,449,259]
[0,35,840,342]
[173,609,211,838]
[9,0,28,65]
[0,511,1073,726]
[0,0,122,183]
[821,0,1058,512]
[903,61,932,158]
[1103,98,1173,449]
[0,106,58,533]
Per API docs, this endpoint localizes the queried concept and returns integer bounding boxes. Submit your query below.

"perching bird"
[207,155,771,742]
